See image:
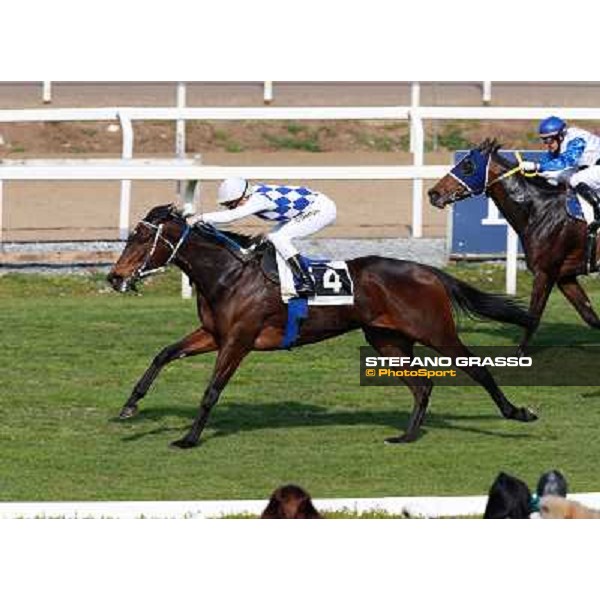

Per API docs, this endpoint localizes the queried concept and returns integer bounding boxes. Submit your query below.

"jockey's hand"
[186,214,204,227]
[521,161,539,173]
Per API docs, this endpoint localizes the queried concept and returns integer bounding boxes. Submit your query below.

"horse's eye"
[462,159,475,176]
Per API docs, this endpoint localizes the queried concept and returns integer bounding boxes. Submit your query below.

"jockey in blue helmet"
[521,116,600,222]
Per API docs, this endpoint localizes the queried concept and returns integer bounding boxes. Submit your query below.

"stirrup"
[295,281,316,297]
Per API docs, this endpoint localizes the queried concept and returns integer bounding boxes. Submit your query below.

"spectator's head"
[261,484,322,519]
[483,472,533,519]
[536,470,568,498]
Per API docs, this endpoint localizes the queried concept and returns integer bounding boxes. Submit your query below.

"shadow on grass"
[119,399,536,444]
[459,320,600,346]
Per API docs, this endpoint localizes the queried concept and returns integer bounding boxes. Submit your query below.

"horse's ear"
[479,138,494,153]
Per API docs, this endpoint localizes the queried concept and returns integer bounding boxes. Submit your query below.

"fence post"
[42,81,52,104]
[118,111,134,240]
[0,179,3,246]
[506,225,518,295]
[181,158,201,300]
[482,81,492,106]
[175,82,187,196]
[410,107,424,238]
[409,82,420,153]
[263,81,273,105]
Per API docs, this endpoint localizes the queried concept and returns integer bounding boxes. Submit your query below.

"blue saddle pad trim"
[282,297,308,349]
[566,195,586,222]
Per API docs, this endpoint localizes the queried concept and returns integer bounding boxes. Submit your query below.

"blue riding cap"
[539,116,566,138]
[449,148,491,195]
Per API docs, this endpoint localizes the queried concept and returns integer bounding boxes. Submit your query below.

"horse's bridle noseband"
[134,220,191,280]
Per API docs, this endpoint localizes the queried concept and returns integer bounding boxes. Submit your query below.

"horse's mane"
[480,138,566,196]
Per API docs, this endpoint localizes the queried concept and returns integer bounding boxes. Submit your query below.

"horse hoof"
[384,434,417,444]
[119,406,138,420]
[508,407,537,422]
[170,438,198,450]
[518,407,538,422]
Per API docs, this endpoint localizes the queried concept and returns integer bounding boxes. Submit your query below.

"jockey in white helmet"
[522,116,600,222]
[186,177,337,297]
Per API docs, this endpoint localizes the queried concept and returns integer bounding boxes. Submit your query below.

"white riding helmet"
[217,177,249,205]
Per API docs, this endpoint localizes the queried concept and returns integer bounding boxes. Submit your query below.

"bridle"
[134,220,191,279]
[446,150,537,204]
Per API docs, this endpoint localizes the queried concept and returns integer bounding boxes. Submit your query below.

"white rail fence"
[3,104,600,293]
[3,491,600,519]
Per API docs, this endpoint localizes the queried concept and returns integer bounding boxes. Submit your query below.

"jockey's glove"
[521,161,539,172]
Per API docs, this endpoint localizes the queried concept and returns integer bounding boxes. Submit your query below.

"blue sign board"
[450,150,544,255]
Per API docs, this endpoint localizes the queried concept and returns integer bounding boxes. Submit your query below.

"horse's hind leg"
[119,328,217,419]
[558,275,600,329]
[436,342,537,423]
[363,326,433,443]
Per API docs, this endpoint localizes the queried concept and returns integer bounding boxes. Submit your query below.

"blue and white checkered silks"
[252,184,318,222]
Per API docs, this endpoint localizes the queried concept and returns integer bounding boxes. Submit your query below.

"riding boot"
[576,183,600,273]
[575,182,600,225]
[286,254,315,297]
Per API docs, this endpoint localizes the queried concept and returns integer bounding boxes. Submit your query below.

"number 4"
[323,268,342,293]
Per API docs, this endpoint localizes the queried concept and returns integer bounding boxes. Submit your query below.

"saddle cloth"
[275,252,354,306]
[566,194,595,224]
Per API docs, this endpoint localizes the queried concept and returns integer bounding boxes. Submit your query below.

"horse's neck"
[175,235,244,301]
[487,167,530,235]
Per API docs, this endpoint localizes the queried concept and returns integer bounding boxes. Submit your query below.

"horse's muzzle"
[107,272,133,293]
[428,189,443,208]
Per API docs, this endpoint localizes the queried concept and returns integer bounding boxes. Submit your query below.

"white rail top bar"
[3,105,600,123]
[0,163,450,181]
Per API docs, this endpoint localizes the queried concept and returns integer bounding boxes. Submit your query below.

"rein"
[135,220,191,279]
[485,151,538,190]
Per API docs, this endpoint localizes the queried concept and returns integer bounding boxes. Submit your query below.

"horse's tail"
[430,267,534,329]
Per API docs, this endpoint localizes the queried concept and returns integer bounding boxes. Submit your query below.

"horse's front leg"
[119,327,217,419]
[170,339,250,449]
[518,272,554,356]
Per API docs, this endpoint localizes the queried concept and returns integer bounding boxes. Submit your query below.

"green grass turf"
[1,265,600,502]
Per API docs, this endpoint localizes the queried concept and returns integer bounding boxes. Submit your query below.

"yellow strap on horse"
[515,150,539,178]
[487,150,537,189]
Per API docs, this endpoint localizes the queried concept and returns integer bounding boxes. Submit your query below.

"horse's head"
[107,204,189,293]
[428,138,500,209]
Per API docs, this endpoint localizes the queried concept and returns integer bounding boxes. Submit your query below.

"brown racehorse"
[429,138,600,355]
[107,204,537,449]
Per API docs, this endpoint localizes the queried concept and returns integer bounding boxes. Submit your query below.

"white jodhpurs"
[570,165,600,193]
[267,195,337,260]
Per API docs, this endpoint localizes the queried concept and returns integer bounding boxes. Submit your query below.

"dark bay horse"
[429,138,600,355]
[107,204,537,449]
